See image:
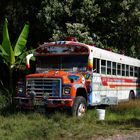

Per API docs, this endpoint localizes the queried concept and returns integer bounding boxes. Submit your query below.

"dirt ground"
[95,132,140,140]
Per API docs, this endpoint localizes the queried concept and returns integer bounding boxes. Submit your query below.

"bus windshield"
[36,55,88,72]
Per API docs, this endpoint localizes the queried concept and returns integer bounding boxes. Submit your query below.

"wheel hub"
[78,104,85,116]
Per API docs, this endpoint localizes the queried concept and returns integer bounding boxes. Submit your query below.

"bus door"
[89,58,101,105]
[116,63,123,100]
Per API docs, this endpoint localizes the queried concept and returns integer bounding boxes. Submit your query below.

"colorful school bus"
[15,37,140,116]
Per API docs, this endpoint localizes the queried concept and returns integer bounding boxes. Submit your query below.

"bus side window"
[122,64,125,76]
[107,61,111,75]
[101,60,106,74]
[112,62,116,75]
[93,58,100,73]
[126,65,129,76]
[130,66,134,77]
[138,67,140,77]
[117,63,121,76]
[134,67,138,77]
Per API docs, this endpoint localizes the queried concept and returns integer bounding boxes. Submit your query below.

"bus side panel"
[89,73,118,105]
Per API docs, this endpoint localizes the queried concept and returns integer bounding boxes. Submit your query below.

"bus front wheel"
[72,96,87,117]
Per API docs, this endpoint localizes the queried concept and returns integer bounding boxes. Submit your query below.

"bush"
[0,94,9,110]
[0,88,12,115]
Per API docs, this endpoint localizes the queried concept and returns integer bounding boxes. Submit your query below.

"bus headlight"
[17,87,25,97]
[16,81,25,97]
[18,88,23,93]
[63,87,71,95]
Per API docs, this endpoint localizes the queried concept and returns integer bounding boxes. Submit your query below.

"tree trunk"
[9,67,14,105]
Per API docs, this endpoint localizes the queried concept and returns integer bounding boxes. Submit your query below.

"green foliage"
[37,0,65,35]
[51,22,105,49]
[66,23,90,42]
[14,24,29,56]
[73,0,100,24]
[1,0,140,57]
[37,0,100,43]
[51,23,93,43]
[36,0,140,57]
[1,19,15,68]
[0,18,30,100]
[94,0,140,56]
[0,94,8,111]
[0,18,29,69]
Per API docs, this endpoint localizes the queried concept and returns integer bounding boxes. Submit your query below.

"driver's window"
[93,58,100,73]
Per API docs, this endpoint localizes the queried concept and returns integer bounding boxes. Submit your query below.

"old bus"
[15,37,140,116]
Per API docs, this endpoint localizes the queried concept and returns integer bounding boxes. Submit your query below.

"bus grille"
[26,78,61,98]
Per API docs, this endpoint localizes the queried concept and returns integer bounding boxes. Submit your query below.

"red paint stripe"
[101,76,139,87]
[101,77,136,83]
[109,84,140,88]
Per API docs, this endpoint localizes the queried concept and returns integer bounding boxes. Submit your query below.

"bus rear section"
[91,48,140,103]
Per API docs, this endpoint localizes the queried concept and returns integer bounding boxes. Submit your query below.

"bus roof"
[36,40,140,67]
[88,44,140,67]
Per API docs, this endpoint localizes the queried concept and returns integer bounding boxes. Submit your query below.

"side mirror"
[26,54,33,69]
[88,58,93,70]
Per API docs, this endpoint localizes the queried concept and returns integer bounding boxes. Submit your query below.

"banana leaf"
[1,18,15,66]
[14,24,29,56]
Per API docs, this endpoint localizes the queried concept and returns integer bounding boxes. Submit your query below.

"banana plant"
[0,18,30,100]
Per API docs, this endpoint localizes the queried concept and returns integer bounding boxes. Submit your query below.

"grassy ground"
[0,100,139,140]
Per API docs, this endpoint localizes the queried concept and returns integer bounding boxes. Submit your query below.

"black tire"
[129,91,135,100]
[72,96,87,117]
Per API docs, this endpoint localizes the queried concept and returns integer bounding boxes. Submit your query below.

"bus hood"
[26,70,84,84]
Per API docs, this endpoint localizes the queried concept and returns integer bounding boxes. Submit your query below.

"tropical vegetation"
[0,18,30,107]
[0,0,140,57]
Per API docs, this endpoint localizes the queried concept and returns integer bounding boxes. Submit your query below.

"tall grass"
[107,99,140,120]
[0,100,139,140]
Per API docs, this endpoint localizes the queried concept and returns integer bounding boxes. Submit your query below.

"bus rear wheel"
[72,96,87,117]
[129,91,135,100]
